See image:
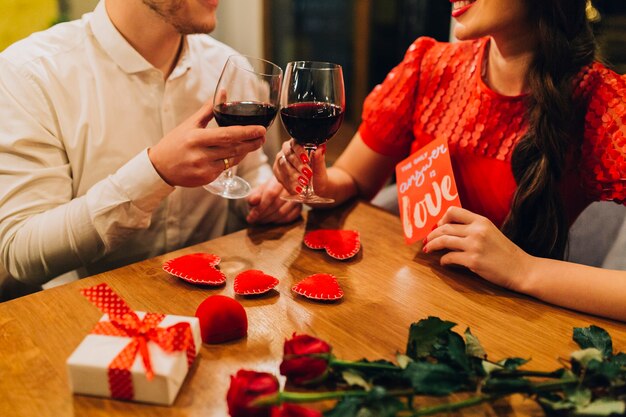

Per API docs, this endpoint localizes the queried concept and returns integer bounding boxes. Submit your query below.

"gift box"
[66,283,201,405]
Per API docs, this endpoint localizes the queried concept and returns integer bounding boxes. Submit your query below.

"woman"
[273,0,626,321]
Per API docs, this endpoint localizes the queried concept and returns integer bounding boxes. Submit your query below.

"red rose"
[271,404,323,417]
[279,333,332,386]
[227,370,279,417]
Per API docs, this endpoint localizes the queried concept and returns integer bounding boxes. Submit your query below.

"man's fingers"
[191,100,215,128]
[208,138,265,162]
[195,125,266,148]
[247,186,263,207]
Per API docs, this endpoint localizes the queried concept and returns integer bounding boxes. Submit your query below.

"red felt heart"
[304,229,361,260]
[234,270,279,295]
[292,273,344,300]
[162,253,226,286]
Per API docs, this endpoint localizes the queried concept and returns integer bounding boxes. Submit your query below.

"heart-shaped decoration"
[303,229,361,260]
[292,273,344,300]
[162,253,226,286]
[234,270,279,295]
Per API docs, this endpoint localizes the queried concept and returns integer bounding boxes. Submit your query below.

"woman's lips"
[450,0,476,18]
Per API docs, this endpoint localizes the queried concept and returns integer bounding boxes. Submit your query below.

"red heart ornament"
[303,229,361,260]
[234,270,279,295]
[162,253,226,286]
[292,273,344,300]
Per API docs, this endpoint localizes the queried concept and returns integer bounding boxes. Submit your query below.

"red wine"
[213,101,278,128]
[280,102,344,146]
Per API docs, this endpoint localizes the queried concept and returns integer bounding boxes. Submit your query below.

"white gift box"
[67,312,201,405]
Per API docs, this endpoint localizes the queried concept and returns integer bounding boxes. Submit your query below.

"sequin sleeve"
[579,64,626,203]
[358,37,438,158]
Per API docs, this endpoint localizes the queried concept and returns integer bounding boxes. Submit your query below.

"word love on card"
[395,137,461,244]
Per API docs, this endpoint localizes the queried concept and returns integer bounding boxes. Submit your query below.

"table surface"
[1,202,624,417]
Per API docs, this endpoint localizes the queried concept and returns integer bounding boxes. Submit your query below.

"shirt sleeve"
[0,58,173,285]
[579,64,626,203]
[358,37,437,158]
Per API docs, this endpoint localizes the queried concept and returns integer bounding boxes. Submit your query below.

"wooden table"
[1,202,624,417]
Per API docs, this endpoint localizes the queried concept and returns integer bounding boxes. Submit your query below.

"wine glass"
[204,55,283,199]
[280,61,345,204]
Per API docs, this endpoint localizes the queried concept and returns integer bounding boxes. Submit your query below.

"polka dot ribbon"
[81,283,196,400]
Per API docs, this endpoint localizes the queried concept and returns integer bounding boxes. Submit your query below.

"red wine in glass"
[279,61,345,204]
[280,102,344,147]
[214,101,278,128]
[204,55,282,199]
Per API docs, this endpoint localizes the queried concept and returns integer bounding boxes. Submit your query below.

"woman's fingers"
[438,206,479,226]
[424,234,467,253]
[427,222,470,243]
[273,140,312,194]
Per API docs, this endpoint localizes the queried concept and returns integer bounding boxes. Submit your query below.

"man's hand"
[148,100,266,187]
[246,177,302,225]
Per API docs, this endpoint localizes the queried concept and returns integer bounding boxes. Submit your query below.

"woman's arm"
[424,206,626,322]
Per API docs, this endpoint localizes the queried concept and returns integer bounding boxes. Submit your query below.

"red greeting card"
[395,137,462,244]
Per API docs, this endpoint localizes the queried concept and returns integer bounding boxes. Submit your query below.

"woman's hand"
[423,206,533,292]
[272,139,328,196]
[246,177,302,225]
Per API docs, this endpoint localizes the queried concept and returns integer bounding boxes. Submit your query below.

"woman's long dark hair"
[500,0,597,259]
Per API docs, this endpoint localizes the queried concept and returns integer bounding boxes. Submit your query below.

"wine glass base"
[203,176,252,199]
[280,194,335,204]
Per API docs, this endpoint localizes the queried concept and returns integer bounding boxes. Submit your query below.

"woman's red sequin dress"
[359,37,626,227]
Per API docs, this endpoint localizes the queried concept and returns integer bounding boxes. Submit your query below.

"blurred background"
[2,0,624,161]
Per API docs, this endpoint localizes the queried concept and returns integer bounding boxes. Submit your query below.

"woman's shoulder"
[577,62,626,202]
[404,37,486,75]
[575,62,626,101]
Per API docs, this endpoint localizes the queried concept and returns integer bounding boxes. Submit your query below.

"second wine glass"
[204,55,283,199]
[280,61,345,204]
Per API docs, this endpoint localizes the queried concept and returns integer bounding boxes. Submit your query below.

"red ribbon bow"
[81,283,196,400]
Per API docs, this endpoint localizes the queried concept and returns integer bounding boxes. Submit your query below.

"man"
[0,0,299,291]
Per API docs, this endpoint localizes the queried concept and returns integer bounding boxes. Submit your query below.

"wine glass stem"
[301,146,316,199]
[223,168,234,189]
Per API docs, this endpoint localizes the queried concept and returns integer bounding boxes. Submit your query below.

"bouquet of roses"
[226,317,626,417]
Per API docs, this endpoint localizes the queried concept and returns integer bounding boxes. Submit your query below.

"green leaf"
[396,354,413,369]
[342,370,372,391]
[610,352,626,366]
[585,359,622,382]
[564,387,592,408]
[366,386,388,401]
[355,397,405,417]
[402,361,467,395]
[498,357,529,370]
[432,331,472,374]
[574,399,626,416]
[464,328,487,359]
[482,360,503,376]
[406,317,456,360]
[573,326,613,358]
[571,348,604,367]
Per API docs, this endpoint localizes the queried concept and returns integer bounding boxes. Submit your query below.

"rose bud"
[271,403,323,417]
[227,370,279,417]
[279,333,332,386]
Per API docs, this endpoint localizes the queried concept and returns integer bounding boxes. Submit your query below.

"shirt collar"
[169,37,192,80]
[90,1,153,74]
